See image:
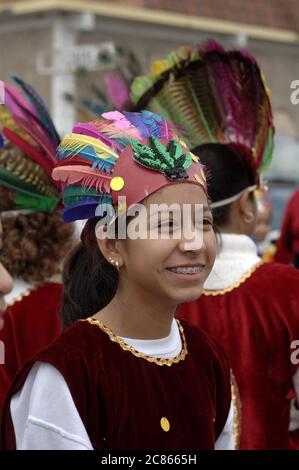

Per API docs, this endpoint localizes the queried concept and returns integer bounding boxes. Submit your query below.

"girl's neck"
[93,289,177,340]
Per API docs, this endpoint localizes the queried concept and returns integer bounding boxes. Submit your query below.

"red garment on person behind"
[0,283,62,406]
[275,189,299,265]
[179,262,299,449]
[1,320,231,450]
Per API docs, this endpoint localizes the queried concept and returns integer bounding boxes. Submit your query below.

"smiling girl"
[1,111,233,450]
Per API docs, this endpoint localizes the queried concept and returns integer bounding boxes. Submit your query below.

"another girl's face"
[118,183,216,306]
[0,219,13,317]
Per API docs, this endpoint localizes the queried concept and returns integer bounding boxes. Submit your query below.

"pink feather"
[52,165,112,192]
[72,122,122,152]
[104,73,130,109]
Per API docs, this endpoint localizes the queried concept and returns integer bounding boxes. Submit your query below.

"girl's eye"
[158,220,176,228]
[203,219,213,226]
[195,218,213,227]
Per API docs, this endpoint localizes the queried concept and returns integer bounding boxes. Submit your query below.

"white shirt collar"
[5,279,33,306]
[204,234,261,291]
[119,319,182,359]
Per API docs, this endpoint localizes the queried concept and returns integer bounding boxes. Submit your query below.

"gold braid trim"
[81,318,188,367]
[202,261,263,296]
[230,370,242,450]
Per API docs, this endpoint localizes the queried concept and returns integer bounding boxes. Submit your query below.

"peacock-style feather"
[131,41,274,178]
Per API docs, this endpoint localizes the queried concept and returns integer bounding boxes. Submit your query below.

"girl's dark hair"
[192,143,255,227]
[61,218,118,329]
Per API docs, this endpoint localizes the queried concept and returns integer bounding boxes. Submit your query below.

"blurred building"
[0,0,299,137]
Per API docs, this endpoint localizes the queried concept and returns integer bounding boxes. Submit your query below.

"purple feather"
[123,110,173,139]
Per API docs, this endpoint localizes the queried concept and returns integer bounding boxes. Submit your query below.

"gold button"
[110,176,125,191]
[160,417,170,432]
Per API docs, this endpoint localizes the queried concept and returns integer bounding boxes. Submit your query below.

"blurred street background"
[1,0,299,228]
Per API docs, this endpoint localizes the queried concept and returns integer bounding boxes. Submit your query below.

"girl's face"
[0,219,13,317]
[118,183,216,306]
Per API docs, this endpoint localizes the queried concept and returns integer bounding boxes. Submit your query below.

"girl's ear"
[96,224,124,268]
[238,190,256,228]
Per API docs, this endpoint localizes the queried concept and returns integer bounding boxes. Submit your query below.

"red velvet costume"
[275,189,299,267]
[0,283,62,405]
[1,320,231,450]
[179,262,299,449]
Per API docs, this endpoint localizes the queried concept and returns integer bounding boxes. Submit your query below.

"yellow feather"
[60,134,119,161]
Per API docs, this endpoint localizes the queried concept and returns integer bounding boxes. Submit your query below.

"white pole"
[51,15,76,136]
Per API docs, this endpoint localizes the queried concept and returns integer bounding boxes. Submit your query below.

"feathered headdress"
[131,40,274,181]
[53,110,207,223]
[0,76,60,213]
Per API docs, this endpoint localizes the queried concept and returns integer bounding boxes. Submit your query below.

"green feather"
[15,192,58,213]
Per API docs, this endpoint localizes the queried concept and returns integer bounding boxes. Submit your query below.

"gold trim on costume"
[6,283,42,307]
[231,370,242,449]
[81,318,188,367]
[6,278,62,307]
[202,261,263,296]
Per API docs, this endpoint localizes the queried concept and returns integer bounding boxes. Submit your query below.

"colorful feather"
[0,77,61,213]
[12,76,60,144]
[131,41,274,175]
[52,165,112,193]
[3,127,54,179]
[3,82,59,162]
[54,110,204,222]
[57,134,119,167]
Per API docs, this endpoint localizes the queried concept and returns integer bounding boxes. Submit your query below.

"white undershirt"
[10,319,234,450]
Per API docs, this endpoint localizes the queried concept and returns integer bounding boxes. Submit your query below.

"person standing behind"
[0,78,74,405]
[275,188,299,268]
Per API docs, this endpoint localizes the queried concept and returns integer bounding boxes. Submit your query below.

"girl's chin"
[170,287,204,305]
